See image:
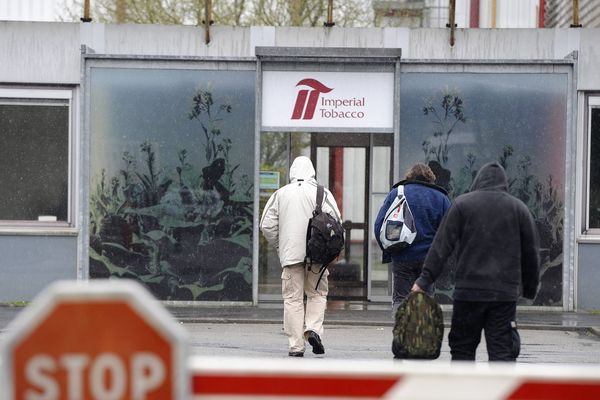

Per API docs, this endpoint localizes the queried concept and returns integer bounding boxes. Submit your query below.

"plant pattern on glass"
[421,88,563,307]
[89,89,253,301]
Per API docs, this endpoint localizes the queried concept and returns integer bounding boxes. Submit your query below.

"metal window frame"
[582,95,600,236]
[0,87,77,234]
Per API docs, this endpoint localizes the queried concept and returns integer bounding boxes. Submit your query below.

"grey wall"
[2,21,600,88]
[0,236,77,302]
[577,243,600,310]
[0,22,80,84]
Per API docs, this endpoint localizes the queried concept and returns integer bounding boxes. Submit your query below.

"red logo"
[291,79,333,120]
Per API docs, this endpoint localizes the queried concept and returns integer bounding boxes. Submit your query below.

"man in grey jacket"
[260,156,342,357]
[412,162,540,361]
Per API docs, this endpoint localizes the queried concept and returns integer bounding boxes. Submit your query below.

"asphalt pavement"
[2,301,600,363]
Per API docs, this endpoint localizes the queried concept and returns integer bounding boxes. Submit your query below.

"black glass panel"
[0,104,69,221]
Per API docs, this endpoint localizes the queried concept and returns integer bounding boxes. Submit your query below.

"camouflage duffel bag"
[392,291,444,359]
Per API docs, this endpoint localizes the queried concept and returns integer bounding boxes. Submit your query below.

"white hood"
[289,156,316,183]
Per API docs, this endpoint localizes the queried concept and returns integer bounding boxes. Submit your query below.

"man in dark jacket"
[375,163,450,315]
[412,162,540,361]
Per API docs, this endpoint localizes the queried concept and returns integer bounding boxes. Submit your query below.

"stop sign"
[1,280,188,400]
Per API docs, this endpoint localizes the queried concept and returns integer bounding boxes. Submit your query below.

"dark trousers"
[449,300,519,362]
[391,260,434,315]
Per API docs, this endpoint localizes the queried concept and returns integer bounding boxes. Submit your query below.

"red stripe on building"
[192,374,400,397]
[538,0,545,28]
[470,0,480,28]
[508,381,600,399]
[331,147,344,214]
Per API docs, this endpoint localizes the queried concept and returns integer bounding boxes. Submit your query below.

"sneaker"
[288,351,304,357]
[306,331,325,355]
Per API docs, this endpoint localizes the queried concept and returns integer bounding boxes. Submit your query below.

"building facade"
[1,21,599,311]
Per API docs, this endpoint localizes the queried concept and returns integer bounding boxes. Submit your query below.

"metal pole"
[448,0,456,46]
[81,0,92,22]
[571,0,582,27]
[324,0,335,27]
[116,0,125,23]
[204,0,213,44]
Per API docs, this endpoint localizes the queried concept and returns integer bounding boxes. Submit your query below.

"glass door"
[258,132,393,302]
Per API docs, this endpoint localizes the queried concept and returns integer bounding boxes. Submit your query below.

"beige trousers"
[281,263,329,353]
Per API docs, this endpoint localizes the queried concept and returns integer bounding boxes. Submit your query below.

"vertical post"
[448,0,456,46]
[81,0,92,22]
[324,0,335,27]
[571,0,582,27]
[470,0,480,28]
[491,0,497,28]
[116,0,125,23]
[204,0,213,44]
[538,0,545,27]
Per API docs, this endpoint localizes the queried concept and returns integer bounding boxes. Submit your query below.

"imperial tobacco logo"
[291,78,333,120]
[290,78,367,121]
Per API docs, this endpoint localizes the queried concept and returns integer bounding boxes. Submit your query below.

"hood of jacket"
[289,156,316,183]
[470,162,508,192]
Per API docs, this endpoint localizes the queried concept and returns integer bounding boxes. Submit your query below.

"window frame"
[584,95,600,235]
[0,87,76,231]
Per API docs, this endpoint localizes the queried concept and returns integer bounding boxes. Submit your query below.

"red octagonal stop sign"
[1,280,188,400]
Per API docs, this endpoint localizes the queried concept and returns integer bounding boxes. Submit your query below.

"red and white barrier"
[189,357,600,399]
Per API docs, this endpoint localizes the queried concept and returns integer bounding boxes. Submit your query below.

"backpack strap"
[314,263,329,291]
[315,185,324,216]
[304,185,324,269]
[304,218,313,267]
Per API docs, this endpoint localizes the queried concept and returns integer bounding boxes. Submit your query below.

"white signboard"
[262,71,394,130]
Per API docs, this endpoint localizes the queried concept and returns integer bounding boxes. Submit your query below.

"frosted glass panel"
[89,67,255,302]
[400,72,568,307]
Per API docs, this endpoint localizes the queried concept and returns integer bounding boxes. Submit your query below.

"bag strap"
[304,218,313,267]
[315,185,324,215]
[383,185,406,221]
[397,185,404,198]
[314,263,329,291]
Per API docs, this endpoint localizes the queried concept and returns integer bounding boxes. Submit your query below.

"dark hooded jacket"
[415,162,540,301]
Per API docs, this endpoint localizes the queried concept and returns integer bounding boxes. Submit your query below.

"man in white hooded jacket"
[260,156,342,357]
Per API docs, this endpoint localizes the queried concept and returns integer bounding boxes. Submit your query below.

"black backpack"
[304,185,345,290]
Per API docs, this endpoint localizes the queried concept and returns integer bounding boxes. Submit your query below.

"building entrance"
[258,132,393,301]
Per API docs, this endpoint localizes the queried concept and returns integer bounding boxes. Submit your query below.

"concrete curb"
[175,318,600,336]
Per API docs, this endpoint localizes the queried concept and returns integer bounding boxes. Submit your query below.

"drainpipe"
[571,0,582,27]
[324,0,335,27]
[81,0,92,22]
